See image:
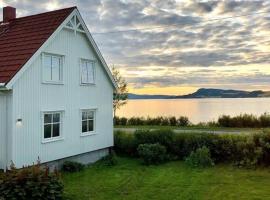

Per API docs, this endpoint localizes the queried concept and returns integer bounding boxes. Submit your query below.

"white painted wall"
[0,93,7,169]
[11,28,114,167]
[0,91,12,169]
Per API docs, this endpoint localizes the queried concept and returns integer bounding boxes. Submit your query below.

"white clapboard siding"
[11,28,114,168]
[0,93,7,169]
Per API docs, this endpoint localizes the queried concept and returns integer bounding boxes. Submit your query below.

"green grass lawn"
[63,157,270,200]
[114,125,266,134]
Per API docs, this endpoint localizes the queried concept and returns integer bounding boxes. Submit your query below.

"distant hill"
[128,88,270,99]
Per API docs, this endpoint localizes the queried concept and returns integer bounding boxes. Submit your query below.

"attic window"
[43,53,63,84]
[65,15,85,33]
[80,59,95,84]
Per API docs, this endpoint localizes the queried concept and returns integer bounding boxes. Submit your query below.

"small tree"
[112,66,128,118]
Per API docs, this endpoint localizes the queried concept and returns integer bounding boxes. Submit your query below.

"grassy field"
[114,125,267,134]
[63,157,270,200]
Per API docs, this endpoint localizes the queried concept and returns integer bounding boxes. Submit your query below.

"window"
[80,60,95,84]
[81,110,95,134]
[43,112,62,140]
[43,54,63,83]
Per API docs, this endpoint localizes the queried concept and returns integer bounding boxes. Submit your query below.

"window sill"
[80,132,96,137]
[80,83,96,86]
[42,137,64,144]
[42,81,64,85]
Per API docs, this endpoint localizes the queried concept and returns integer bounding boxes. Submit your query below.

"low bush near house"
[114,130,137,156]
[137,143,167,165]
[185,146,214,168]
[100,151,118,166]
[62,161,84,172]
[0,163,63,200]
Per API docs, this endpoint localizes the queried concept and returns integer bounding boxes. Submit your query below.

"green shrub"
[62,161,84,172]
[114,131,138,156]
[185,146,214,168]
[127,117,145,125]
[0,163,63,200]
[114,129,270,167]
[100,151,118,166]
[177,116,190,126]
[259,113,270,127]
[134,129,175,152]
[168,116,177,126]
[137,143,167,165]
[218,113,270,128]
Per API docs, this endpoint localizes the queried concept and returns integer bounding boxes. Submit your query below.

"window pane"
[87,111,94,119]
[43,55,52,81]
[82,121,87,133]
[44,124,52,139]
[87,62,94,83]
[88,120,94,132]
[82,111,87,120]
[44,114,52,124]
[53,123,60,137]
[81,61,88,83]
[53,113,60,123]
[52,56,61,81]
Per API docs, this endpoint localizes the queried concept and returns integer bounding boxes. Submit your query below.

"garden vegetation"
[114,129,270,167]
[0,162,63,200]
[115,113,270,128]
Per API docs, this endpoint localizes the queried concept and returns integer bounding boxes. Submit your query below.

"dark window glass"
[44,124,51,138]
[82,121,87,133]
[82,112,87,120]
[53,113,60,123]
[88,120,94,132]
[53,123,60,137]
[44,114,52,124]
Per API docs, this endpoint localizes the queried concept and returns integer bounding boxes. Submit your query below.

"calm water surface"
[117,98,270,123]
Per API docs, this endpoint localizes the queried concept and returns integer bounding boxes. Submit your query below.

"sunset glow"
[1,0,270,95]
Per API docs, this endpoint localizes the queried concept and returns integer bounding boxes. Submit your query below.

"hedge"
[115,113,270,128]
[114,129,270,167]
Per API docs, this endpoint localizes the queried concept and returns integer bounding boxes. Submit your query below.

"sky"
[1,0,270,95]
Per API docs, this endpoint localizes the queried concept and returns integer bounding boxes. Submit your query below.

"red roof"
[0,7,76,84]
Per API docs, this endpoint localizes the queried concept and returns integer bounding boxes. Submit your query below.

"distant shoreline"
[128,96,270,100]
[128,88,270,100]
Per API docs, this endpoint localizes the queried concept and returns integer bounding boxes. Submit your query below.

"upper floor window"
[43,54,63,83]
[80,59,95,84]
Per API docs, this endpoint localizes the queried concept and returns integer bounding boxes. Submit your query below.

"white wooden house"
[0,6,116,169]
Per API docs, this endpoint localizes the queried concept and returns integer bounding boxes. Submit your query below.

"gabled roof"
[0,7,76,85]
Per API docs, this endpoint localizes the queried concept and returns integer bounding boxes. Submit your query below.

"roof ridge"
[7,6,77,21]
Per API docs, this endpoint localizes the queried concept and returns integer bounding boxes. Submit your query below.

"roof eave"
[0,83,8,90]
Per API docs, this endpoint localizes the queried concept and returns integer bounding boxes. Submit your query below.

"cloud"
[1,0,270,93]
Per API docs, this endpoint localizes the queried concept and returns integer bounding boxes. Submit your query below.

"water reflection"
[117,98,270,123]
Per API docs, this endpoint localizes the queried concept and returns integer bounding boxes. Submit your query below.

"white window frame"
[80,109,96,136]
[42,53,64,84]
[41,111,64,143]
[80,59,96,85]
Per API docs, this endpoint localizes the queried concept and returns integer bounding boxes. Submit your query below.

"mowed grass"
[63,157,270,200]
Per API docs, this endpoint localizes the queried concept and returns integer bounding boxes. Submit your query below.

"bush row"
[218,113,270,128]
[114,116,190,126]
[115,113,270,128]
[114,129,270,167]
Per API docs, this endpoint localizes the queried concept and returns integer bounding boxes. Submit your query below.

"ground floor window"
[81,109,95,134]
[43,112,62,140]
